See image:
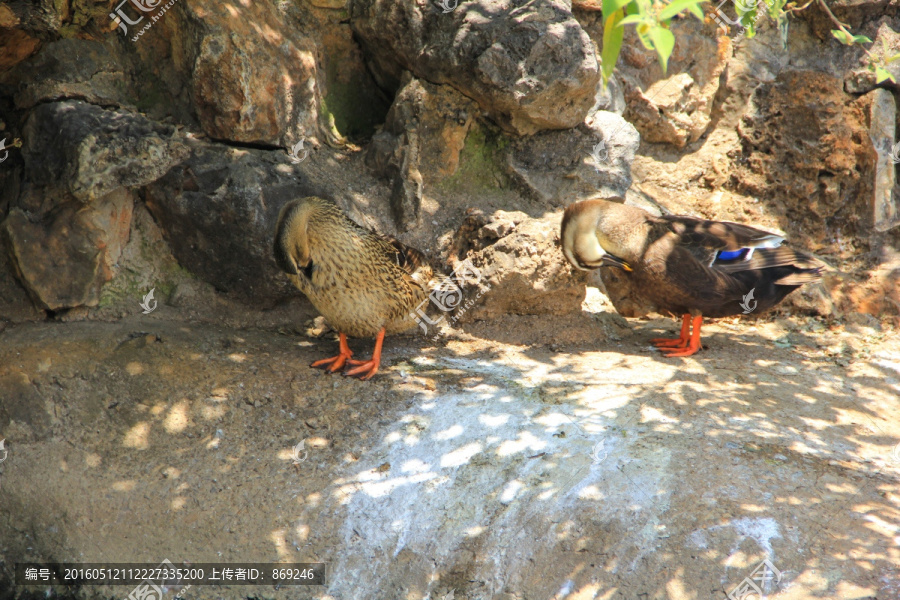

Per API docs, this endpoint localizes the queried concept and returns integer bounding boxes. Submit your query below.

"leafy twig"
[816,0,850,35]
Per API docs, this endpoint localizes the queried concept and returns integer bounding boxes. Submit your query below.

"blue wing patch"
[717,249,747,261]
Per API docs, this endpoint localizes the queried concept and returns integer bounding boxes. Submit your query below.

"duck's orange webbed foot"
[651,314,691,348]
[343,328,385,381]
[311,333,354,373]
[660,316,703,357]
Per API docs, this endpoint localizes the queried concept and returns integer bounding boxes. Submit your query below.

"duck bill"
[601,254,632,272]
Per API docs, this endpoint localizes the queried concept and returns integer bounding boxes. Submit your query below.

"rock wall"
[0,0,898,322]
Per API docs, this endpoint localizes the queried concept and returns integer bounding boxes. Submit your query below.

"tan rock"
[2,191,133,310]
[449,211,588,322]
[366,77,477,230]
[186,0,321,146]
[0,29,39,72]
[308,0,348,7]
[734,70,875,244]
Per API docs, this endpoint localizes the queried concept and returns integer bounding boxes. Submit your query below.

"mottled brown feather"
[274,197,434,338]
[561,197,824,319]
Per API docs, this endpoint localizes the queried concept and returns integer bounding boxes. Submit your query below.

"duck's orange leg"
[661,316,703,357]
[344,327,385,381]
[311,332,354,373]
[651,314,691,348]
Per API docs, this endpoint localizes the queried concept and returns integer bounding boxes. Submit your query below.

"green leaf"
[886,53,900,64]
[851,34,873,44]
[602,0,632,18]
[636,22,654,50]
[875,67,897,84]
[687,3,705,18]
[658,0,705,21]
[618,13,646,26]
[648,26,675,73]
[831,29,853,45]
[600,8,626,87]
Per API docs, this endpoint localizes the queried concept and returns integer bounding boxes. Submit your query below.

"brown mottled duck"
[561,197,824,357]
[274,197,434,379]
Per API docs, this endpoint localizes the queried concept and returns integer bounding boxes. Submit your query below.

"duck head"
[274,197,319,275]
[560,197,644,272]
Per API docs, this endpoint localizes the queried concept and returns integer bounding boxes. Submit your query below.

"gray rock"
[589,73,626,116]
[143,139,329,304]
[867,88,899,232]
[350,0,599,135]
[507,110,639,205]
[580,17,726,148]
[366,77,478,230]
[21,101,188,206]
[5,39,134,110]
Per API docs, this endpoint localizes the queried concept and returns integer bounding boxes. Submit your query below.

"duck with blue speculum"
[561,196,825,357]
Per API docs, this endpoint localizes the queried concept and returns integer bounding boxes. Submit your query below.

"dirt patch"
[1,309,898,600]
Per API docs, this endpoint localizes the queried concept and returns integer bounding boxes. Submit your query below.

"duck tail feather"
[775,269,823,285]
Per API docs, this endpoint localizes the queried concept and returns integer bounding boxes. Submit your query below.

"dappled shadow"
[0,313,897,600]
[306,321,899,599]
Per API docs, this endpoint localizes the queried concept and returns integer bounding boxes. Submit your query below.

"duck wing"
[378,235,434,287]
[712,245,824,284]
[657,215,785,267]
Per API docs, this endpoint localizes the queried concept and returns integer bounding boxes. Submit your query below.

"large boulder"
[507,109,639,204]
[180,0,321,146]
[447,210,587,322]
[366,77,479,230]
[2,193,133,310]
[142,139,392,305]
[2,39,133,110]
[580,15,727,148]
[733,70,876,243]
[350,0,600,136]
[1,101,186,310]
[18,101,187,207]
